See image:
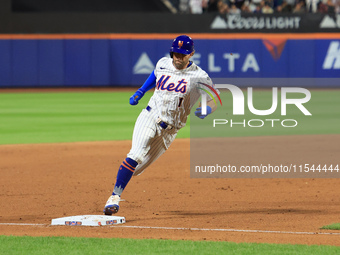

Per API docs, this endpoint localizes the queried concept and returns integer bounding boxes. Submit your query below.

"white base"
[51,215,126,226]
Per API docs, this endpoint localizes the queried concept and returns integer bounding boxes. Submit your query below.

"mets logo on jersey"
[156,75,187,94]
[178,41,183,48]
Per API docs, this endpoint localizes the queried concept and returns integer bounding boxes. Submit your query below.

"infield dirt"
[0,136,339,245]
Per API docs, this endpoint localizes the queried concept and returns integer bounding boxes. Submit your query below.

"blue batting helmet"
[169,35,194,58]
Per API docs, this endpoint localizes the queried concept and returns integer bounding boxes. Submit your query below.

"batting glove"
[195,106,212,119]
[129,89,145,105]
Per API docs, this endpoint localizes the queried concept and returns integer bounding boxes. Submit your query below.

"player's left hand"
[195,106,212,119]
[129,89,145,105]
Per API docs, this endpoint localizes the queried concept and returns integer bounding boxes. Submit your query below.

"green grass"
[0,236,339,255]
[0,91,189,145]
[0,90,339,145]
[321,223,340,230]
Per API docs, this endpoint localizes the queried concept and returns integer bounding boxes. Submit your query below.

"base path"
[0,136,339,245]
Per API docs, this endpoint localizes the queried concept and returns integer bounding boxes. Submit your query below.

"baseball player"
[104,35,218,215]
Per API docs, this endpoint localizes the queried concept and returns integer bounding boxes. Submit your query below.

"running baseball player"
[104,35,218,215]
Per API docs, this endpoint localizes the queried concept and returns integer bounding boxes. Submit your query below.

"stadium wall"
[0,34,339,87]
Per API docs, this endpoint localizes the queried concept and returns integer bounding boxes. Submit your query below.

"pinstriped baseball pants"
[127,108,178,176]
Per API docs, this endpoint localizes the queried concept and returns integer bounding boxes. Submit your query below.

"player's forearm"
[207,99,217,113]
[199,98,218,112]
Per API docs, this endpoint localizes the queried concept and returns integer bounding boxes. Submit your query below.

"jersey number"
[178,98,184,107]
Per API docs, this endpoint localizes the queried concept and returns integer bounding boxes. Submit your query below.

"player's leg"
[133,128,178,176]
[104,109,156,215]
[103,157,137,215]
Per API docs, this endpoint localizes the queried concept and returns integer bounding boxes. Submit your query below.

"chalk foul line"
[0,223,46,226]
[112,225,340,235]
[0,223,339,235]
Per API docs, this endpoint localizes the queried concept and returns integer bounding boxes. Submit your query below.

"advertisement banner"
[0,36,339,87]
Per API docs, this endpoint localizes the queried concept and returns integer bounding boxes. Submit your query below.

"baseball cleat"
[103,195,121,215]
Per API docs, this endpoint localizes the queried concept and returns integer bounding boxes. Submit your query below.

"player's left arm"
[195,98,217,119]
[195,76,219,119]
[207,98,218,113]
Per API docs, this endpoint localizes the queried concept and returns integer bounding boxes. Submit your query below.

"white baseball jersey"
[128,57,214,175]
[148,57,213,129]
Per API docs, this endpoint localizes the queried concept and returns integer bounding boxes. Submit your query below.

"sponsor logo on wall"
[133,52,155,74]
[323,41,340,70]
[262,39,287,61]
[319,15,340,28]
[133,40,339,76]
[133,40,287,75]
[211,14,301,30]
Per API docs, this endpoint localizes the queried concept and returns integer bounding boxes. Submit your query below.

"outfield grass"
[0,235,339,255]
[0,90,339,145]
[0,91,166,145]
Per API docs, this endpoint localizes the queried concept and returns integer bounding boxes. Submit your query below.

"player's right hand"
[129,89,145,105]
